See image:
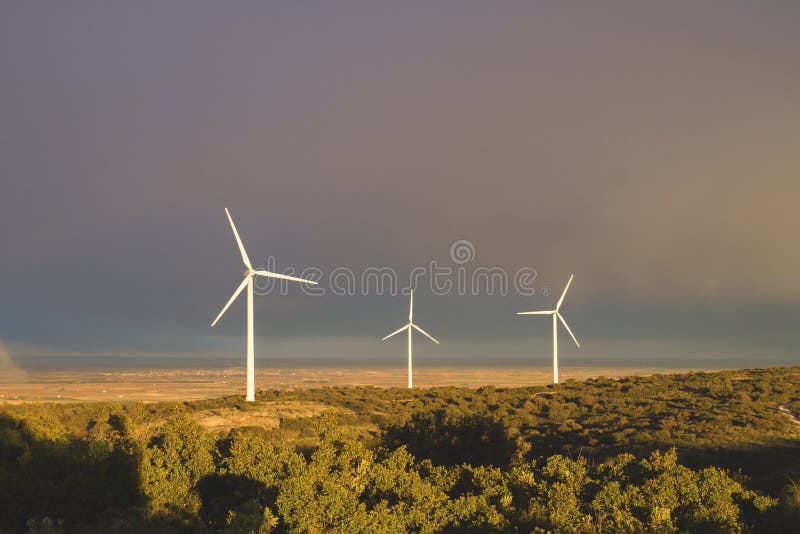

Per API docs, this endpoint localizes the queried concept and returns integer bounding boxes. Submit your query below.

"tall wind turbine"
[211,208,317,402]
[382,290,439,388]
[518,274,580,384]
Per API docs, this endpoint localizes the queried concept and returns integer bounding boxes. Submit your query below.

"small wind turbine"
[382,290,439,388]
[211,208,317,402]
[518,274,580,384]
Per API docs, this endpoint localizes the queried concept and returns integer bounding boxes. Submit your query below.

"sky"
[1,2,799,369]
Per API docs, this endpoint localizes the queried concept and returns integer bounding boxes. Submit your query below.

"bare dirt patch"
[778,403,800,426]
[192,401,340,434]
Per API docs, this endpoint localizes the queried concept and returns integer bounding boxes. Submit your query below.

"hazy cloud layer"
[0,3,798,361]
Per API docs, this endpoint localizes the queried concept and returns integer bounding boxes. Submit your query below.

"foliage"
[141,412,216,517]
[383,409,520,467]
[26,517,64,534]
[1,366,799,532]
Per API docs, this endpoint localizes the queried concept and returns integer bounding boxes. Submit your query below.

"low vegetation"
[2,366,800,532]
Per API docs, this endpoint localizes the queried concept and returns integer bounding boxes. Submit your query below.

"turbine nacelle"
[382,291,439,345]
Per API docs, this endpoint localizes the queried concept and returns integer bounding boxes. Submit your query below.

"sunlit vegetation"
[1,366,800,532]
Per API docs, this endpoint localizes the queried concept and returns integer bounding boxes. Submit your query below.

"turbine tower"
[211,208,317,402]
[382,290,439,388]
[518,274,580,384]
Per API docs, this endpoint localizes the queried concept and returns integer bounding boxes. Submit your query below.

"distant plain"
[0,365,708,402]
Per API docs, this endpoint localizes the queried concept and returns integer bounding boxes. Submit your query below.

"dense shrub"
[140,412,215,518]
[1,367,799,532]
[383,409,519,467]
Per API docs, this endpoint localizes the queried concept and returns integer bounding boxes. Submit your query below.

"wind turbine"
[382,290,439,388]
[518,274,580,384]
[211,208,317,402]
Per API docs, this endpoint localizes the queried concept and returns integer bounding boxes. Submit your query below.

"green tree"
[140,412,215,517]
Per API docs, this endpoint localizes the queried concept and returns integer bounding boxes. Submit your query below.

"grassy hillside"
[2,366,799,532]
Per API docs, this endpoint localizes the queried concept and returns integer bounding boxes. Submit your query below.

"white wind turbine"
[518,274,580,384]
[211,208,317,402]
[382,290,439,389]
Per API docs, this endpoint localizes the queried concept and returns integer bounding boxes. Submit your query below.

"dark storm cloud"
[1,2,798,362]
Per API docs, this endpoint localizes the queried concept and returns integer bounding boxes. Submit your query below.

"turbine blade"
[225,208,252,270]
[409,290,414,322]
[517,310,555,315]
[412,323,440,344]
[253,270,318,285]
[382,323,410,341]
[556,274,574,310]
[557,312,580,348]
[211,276,249,327]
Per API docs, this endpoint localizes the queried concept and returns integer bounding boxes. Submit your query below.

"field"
[0,365,696,402]
[2,366,800,532]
